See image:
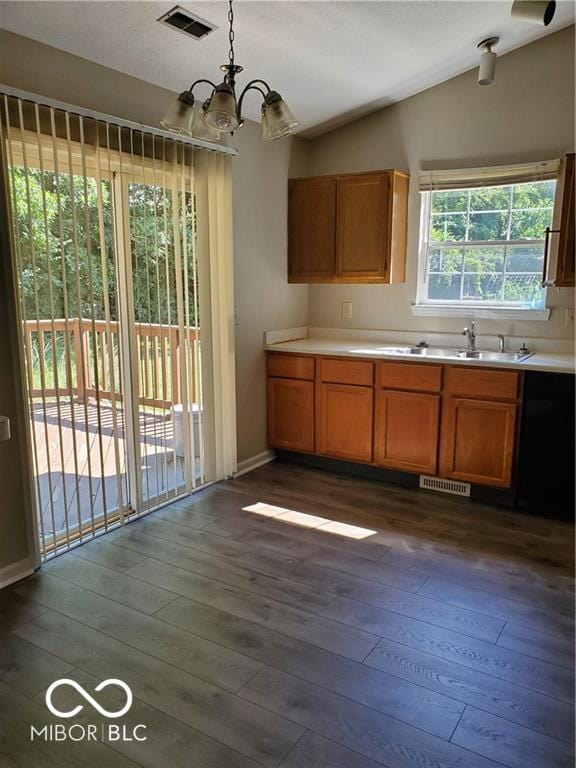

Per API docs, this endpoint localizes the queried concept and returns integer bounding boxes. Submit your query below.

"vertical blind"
[0,89,236,558]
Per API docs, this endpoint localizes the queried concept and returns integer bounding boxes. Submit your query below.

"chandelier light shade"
[189,102,222,141]
[204,83,240,132]
[161,0,298,143]
[262,92,299,142]
[160,91,198,134]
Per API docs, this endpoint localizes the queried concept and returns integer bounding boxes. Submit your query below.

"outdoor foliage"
[11,166,198,325]
[426,180,555,306]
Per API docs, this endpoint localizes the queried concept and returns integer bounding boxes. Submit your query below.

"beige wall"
[232,127,309,463]
[305,26,575,343]
[0,29,309,569]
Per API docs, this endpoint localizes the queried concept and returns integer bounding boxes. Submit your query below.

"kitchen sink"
[451,350,533,362]
[408,347,533,362]
[351,346,533,362]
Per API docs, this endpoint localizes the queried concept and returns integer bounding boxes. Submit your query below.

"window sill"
[411,304,550,321]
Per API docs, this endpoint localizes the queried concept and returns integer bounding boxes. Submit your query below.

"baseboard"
[0,556,36,589]
[234,449,276,478]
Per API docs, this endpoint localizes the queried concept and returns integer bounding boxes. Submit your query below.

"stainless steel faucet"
[497,334,505,353]
[462,320,476,351]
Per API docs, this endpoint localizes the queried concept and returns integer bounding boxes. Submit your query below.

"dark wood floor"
[1,460,574,768]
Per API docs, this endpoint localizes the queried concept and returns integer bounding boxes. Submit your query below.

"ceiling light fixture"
[161,0,298,143]
[511,0,556,26]
[477,37,499,86]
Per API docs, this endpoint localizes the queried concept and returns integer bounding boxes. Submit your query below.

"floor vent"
[157,6,217,40]
[419,476,471,497]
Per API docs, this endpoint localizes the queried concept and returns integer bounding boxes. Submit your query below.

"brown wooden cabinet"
[555,153,575,287]
[440,366,520,488]
[267,377,314,452]
[337,174,389,279]
[317,382,373,463]
[375,390,440,475]
[439,397,517,488]
[267,352,523,490]
[288,170,409,284]
[288,178,336,280]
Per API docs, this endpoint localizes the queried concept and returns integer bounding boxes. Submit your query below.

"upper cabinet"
[555,153,575,288]
[288,177,337,281]
[288,170,409,284]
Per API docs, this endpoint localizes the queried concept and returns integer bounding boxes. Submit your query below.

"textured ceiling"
[0,1,574,136]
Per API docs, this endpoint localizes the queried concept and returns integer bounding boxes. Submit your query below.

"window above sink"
[414,160,560,320]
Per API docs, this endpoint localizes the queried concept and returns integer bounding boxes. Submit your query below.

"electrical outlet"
[341,301,353,320]
[565,309,575,327]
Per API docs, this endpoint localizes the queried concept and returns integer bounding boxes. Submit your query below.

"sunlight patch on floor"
[242,502,377,539]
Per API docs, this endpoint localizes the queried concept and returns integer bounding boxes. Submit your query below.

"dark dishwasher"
[516,371,575,520]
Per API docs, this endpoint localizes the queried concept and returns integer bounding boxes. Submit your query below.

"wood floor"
[1,460,574,768]
[31,401,190,536]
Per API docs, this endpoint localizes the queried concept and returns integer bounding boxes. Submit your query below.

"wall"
[232,127,309,464]
[305,26,575,344]
[0,29,309,570]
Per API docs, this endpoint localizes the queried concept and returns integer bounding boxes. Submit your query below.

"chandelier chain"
[228,0,235,67]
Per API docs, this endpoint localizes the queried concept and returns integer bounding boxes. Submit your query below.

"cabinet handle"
[542,227,560,287]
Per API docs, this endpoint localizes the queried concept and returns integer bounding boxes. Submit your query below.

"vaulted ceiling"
[1,1,574,136]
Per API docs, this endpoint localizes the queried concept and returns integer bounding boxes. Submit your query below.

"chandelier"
[161,0,298,143]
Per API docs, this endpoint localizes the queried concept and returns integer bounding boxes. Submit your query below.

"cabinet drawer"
[320,357,374,386]
[445,367,520,401]
[378,361,442,392]
[267,353,315,381]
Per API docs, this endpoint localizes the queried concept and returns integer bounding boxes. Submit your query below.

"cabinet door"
[556,153,575,287]
[268,378,314,452]
[440,397,517,487]
[336,174,389,279]
[318,383,373,462]
[375,390,440,475]
[288,178,336,281]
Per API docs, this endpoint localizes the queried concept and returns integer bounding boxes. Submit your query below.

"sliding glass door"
[122,165,205,511]
[1,94,207,558]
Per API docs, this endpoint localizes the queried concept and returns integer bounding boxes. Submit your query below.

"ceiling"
[0,1,574,136]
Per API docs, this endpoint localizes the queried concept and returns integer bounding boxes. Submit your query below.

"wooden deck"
[1,460,574,768]
[30,400,188,537]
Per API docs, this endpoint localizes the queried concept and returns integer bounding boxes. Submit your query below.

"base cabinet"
[439,397,517,487]
[268,377,314,452]
[375,390,440,475]
[317,383,373,462]
[267,352,523,491]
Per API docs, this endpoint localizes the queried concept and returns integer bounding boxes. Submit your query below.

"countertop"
[265,337,575,374]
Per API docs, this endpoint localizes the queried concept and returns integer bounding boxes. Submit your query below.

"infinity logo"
[45,679,133,719]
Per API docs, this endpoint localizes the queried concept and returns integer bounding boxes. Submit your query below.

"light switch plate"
[565,308,575,327]
[341,301,353,320]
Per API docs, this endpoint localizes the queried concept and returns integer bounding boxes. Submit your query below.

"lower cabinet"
[317,382,373,462]
[267,352,522,490]
[374,389,440,475]
[268,377,314,452]
[439,397,517,487]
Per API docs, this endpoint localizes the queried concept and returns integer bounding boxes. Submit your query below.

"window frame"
[414,173,559,320]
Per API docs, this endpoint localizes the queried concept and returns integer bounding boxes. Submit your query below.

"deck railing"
[23,318,200,409]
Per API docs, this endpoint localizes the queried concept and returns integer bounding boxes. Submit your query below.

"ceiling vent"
[157,6,217,40]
